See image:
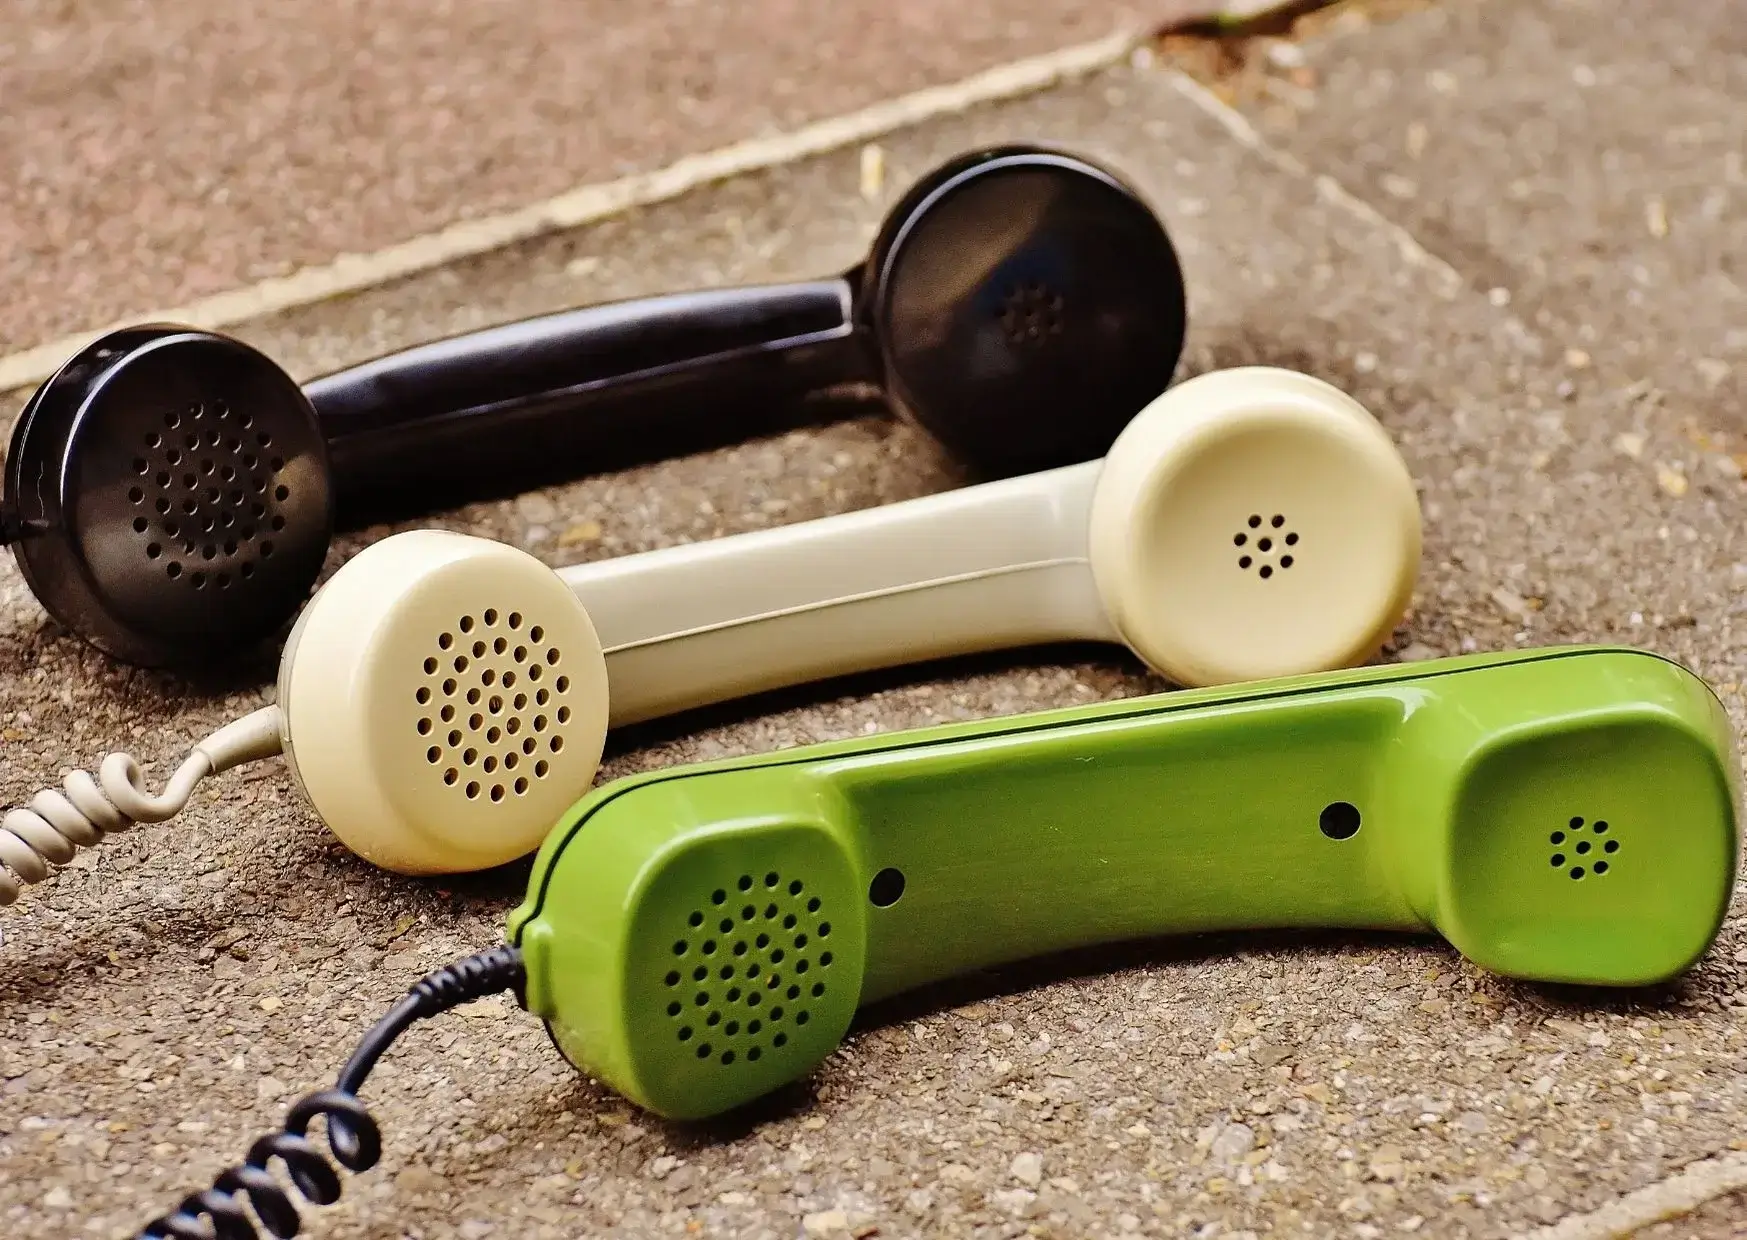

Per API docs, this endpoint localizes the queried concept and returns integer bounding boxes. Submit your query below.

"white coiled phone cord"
[0,707,284,906]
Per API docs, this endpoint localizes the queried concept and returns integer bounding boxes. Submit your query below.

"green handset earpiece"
[508,645,1740,1121]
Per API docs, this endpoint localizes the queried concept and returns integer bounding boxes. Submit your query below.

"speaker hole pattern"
[414,611,573,803]
[998,282,1065,347]
[126,402,291,590]
[1234,513,1298,579]
[664,871,833,1066]
[1550,816,1619,880]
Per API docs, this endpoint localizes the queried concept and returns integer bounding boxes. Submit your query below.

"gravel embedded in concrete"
[2,5,1746,1237]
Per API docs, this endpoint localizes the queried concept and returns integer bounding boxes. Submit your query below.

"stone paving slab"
[1236,0,1747,477]
[2,8,1745,1239]
[0,0,1162,349]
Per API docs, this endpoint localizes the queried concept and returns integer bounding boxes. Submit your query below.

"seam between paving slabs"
[1163,63,1746,1240]
[1519,1149,1747,1240]
[0,30,1139,398]
[2,29,1738,1235]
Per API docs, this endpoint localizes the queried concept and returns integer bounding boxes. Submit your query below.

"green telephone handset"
[509,645,1740,1120]
[134,645,1741,1238]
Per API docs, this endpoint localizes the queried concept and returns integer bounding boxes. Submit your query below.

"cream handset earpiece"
[577,365,1421,722]
[0,366,1420,899]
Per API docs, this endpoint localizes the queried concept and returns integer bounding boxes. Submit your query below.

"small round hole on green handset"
[869,867,906,906]
[1318,802,1361,840]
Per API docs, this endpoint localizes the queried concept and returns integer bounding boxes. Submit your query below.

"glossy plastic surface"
[568,461,1109,725]
[3,327,332,667]
[276,531,609,875]
[314,281,865,524]
[865,146,1186,476]
[561,366,1419,723]
[509,646,1739,1119]
[312,143,1185,508]
[1,146,1184,669]
[1087,367,1419,685]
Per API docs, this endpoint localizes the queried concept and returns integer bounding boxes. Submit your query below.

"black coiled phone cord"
[137,945,526,1240]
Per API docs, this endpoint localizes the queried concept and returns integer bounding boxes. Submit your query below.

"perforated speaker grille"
[998,281,1065,348]
[1232,512,1300,580]
[414,608,576,804]
[662,871,836,1068]
[125,400,294,591]
[1548,815,1621,881]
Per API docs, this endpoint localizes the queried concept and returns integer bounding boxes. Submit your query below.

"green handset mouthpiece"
[507,646,1740,1121]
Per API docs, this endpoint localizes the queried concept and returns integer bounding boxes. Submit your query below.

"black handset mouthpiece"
[3,328,333,668]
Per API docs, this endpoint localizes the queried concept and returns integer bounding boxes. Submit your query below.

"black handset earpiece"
[319,144,1186,507]
[0,145,1186,669]
[864,146,1187,477]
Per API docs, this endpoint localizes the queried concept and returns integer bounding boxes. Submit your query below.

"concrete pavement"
[2,2,1745,1237]
[0,0,1173,350]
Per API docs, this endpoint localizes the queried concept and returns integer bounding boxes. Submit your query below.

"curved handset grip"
[558,462,1120,727]
[511,647,1739,1119]
[310,281,870,522]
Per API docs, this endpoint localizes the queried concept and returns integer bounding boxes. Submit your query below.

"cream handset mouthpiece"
[0,366,1420,898]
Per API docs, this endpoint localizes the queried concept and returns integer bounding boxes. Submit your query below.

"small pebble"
[1646,197,1669,237]
[515,493,557,524]
[803,1208,849,1236]
[255,1076,287,1102]
[1210,1122,1255,1163]
[1263,39,1305,69]
[859,145,885,199]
